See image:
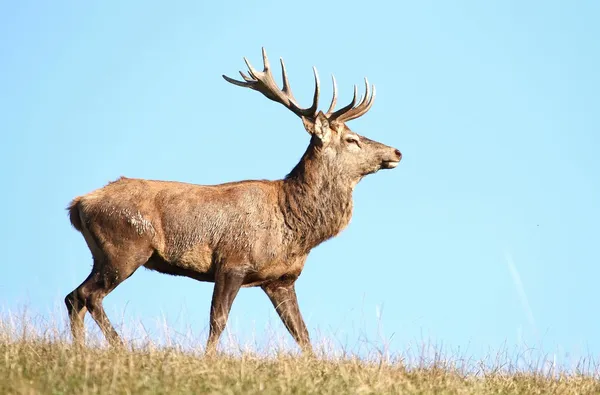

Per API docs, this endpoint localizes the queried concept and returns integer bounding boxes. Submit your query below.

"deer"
[65,48,402,353]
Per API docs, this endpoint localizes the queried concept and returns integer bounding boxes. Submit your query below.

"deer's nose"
[394,149,402,160]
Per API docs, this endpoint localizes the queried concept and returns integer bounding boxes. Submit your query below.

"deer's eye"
[345,136,360,148]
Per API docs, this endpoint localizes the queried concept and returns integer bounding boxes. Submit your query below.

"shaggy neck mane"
[280,144,354,253]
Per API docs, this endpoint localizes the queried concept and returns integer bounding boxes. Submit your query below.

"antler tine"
[261,47,270,71]
[326,75,338,116]
[239,71,253,82]
[223,73,253,87]
[349,78,376,120]
[354,84,376,119]
[329,85,358,120]
[354,78,371,112]
[280,58,292,95]
[243,57,259,79]
[222,47,320,119]
[308,66,320,116]
[222,60,258,87]
[331,77,376,123]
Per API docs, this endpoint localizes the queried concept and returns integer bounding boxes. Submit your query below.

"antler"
[223,48,375,123]
[326,77,376,123]
[223,47,320,119]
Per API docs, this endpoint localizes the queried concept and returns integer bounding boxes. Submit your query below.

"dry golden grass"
[1,313,598,394]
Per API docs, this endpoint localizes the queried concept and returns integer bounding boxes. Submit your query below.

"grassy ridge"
[1,317,599,394]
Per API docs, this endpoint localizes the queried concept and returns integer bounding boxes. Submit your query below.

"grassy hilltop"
[1,314,598,394]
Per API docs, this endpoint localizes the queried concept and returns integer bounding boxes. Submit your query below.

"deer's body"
[65,48,401,352]
[69,155,354,287]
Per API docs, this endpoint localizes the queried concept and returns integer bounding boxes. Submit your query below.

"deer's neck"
[280,147,354,253]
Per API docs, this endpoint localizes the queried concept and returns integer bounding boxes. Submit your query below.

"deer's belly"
[242,255,307,287]
[143,245,215,282]
[174,244,213,273]
[147,244,213,274]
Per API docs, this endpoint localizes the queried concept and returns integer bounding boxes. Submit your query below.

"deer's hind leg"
[66,223,153,346]
[85,245,153,346]
[65,273,91,344]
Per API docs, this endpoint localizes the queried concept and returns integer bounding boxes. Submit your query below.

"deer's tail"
[67,196,84,232]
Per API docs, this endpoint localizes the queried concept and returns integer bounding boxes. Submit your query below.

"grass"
[1,312,599,394]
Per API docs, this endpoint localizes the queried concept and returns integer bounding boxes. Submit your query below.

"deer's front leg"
[206,268,245,354]
[262,279,311,353]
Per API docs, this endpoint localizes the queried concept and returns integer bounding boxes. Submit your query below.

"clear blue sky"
[1,1,599,364]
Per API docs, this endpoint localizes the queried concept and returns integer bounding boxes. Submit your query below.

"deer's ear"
[302,112,331,143]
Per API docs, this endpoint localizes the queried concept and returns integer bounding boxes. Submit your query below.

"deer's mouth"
[381,160,400,169]
[380,148,402,169]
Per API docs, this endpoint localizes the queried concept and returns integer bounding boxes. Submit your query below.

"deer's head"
[223,48,401,183]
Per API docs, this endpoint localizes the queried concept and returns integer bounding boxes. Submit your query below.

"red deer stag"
[65,48,402,353]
